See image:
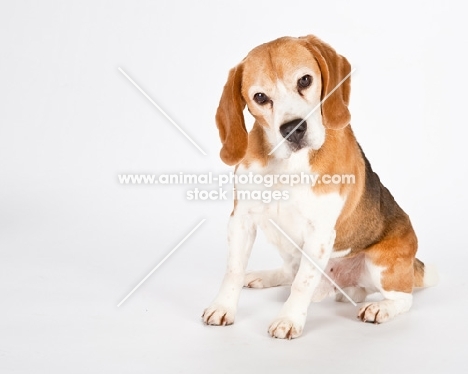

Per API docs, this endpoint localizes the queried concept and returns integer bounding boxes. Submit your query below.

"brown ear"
[215,64,247,165]
[302,35,351,129]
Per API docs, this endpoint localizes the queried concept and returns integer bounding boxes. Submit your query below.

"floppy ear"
[302,35,351,130]
[215,64,247,165]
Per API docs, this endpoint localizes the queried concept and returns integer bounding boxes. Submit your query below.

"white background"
[1,0,467,373]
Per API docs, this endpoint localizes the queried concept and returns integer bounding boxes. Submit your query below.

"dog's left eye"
[298,75,312,89]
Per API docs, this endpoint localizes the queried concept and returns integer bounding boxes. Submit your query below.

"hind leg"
[357,235,416,323]
[244,252,299,288]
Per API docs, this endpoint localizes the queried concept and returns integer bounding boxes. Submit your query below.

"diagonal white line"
[268,219,357,306]
[117,219,206,307]
[268,68,356,155]
[118,67,207,156]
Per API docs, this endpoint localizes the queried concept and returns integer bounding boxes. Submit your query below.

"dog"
[202,35,437,339]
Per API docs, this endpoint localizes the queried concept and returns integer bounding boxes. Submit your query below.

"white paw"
[268,317,304,339]
[244,272,264,288]
[244,269,292,288]
[202,305,235,326]
[358,302,392,324]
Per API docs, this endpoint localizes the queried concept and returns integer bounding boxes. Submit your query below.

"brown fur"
[216,65,248,165]
[301,35,351,130]
[413,258,425,287]
[242,123,270,168]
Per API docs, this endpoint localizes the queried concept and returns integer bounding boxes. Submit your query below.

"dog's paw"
[268,317,304,339]
[244,272,264,288]
[357,302,392,324]
[244,269,292,288]
[202,305,235,326]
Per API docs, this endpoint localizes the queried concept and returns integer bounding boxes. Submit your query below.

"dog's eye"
[298,75,312,89]
[253,92,269,105]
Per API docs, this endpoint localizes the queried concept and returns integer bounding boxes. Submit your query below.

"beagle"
[202,35,437,339]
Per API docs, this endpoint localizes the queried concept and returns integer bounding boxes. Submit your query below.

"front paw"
[202,305,235,326]
[268,317,304,339]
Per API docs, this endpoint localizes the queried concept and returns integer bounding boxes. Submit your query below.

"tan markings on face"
[241,39,322,126]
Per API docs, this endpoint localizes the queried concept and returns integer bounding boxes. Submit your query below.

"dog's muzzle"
[279,119,307,145]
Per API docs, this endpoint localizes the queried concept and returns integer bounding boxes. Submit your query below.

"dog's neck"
[309,125,360,170]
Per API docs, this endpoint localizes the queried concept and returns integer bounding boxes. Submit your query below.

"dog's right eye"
[253,92,269,105]
[298,74,312,89]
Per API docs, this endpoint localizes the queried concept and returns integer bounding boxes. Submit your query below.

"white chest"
[235,150,345,257]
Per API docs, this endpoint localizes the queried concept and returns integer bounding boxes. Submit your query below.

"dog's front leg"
[268,225,336,339]
[202,211,256,326]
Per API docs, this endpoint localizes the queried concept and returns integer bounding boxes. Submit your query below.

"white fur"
[204,67,352,335]
[422,263,439,287]
[203,149,346,337]
[202,213,256,326]
[330,248,351,258]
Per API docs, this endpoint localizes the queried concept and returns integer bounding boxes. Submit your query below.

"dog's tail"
[414,258,439,287]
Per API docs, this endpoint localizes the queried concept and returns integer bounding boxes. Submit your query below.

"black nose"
[279,119,307,144]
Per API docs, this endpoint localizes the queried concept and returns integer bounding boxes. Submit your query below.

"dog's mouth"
[272,138,309,160]
[285,140,309,153]
[287,141,306,152]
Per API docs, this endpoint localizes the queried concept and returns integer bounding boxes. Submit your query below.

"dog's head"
[216,35,351,165]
